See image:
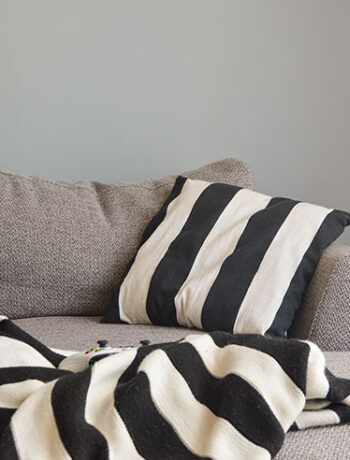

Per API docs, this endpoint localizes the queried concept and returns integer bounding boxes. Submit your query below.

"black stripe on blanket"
[330,404,350,424]
[209,332,310,393]
[0,367,70,385]
[0,318,64,366]
[0,410,15,439]
[326,368,350,402]
[0,428,19,460]
[51,369,109,460]
[117,339,183,385]
[165,341,284,457]
[115,371,208,460]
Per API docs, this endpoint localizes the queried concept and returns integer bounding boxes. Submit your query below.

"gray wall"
[1,0,349,243]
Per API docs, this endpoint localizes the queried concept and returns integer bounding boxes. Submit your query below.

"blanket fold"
[0,317,349,460]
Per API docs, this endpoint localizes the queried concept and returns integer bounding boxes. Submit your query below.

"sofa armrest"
[288,244,350,351]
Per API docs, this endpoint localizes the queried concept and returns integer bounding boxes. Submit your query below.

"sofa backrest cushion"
[0,158,254,318]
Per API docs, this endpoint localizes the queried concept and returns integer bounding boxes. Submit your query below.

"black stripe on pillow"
[140,175,188,245]
[146,182,242,326]
[201,197,298,331]
[268,209,350,336]
[101,176,187,324]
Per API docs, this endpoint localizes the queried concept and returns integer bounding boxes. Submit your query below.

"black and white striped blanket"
[0,317,349,459]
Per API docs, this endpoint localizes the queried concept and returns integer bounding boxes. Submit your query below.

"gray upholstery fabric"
[12,317,350,369]
[276,424,350,460]
[0,158,254,319]
[13,316,350,459]
[289,244,350,351]
[13,316,205,349]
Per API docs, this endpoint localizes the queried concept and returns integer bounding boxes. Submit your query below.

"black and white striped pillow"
[101,177,350,336]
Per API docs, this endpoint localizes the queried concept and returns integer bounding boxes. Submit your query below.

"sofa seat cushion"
[276,424,350,460]
[13,315,205,349]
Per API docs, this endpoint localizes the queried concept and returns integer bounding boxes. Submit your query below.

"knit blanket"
[0,317,349,459]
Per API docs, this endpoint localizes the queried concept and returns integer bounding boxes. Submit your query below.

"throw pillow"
[101,177,350,336]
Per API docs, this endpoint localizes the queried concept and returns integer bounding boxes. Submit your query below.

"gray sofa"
[1,158,349,459]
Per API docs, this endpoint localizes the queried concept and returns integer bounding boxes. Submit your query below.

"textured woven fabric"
[0,158,254,319]
[289,244,350,351]
[13,316,205,349]
[276,424,350,460]
[12,316,350,368]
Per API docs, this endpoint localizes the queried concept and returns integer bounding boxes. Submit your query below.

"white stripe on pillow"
[233,202,332,334]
